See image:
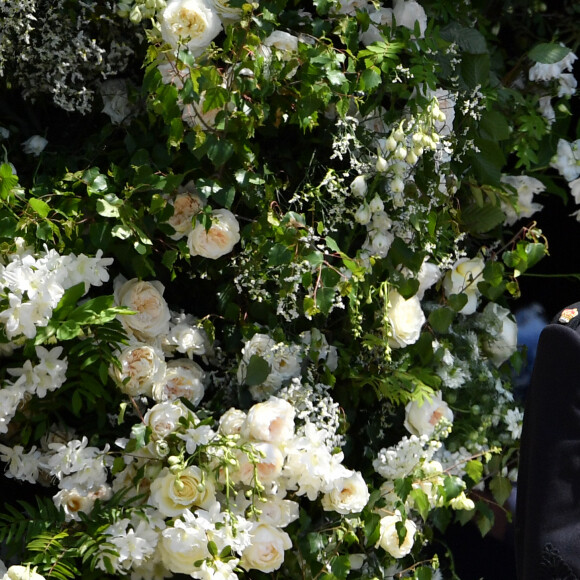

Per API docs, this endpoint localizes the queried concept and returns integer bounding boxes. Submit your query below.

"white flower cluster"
[529,47,578,98]
[500,174,545,226]
[236,333,303,400]
[0,243,113,341]
[0,0,135,113]
[101,396,368,577]
[0,346,68,434]
[111,276,211,405]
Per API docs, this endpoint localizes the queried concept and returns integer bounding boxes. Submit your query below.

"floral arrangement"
[0,0,578,578]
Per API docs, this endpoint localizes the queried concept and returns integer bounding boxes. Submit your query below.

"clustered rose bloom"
[321,471,370,514]
[481,302,518,366]
[387,290,426,348]
[187,208,240,259]
[167,185,206,240]
[159,0,222,57]
[404,391,453,436]
[442,256,485,315]
[111,344,167,397]
[114,277,171,339]
[240,523,292,573]
[377,511,417,558]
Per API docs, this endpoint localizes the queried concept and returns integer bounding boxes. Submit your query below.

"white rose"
[149,466,216,517]
[377,512,416,558]
[180,90,223,129]
[242,397,295,442]
[442,257,485,315]
[240,523,292,573]
[393,0,427,37]
[168,190,205,240]
[3,566,46,580]
[404,391,453,436]
[22,135,47,157]
[350,175,368,197]
[234,442,285,485]
[53,488,95,521]
[152,359,205,405]
[144,401,188,439]
[482,302,518,366]
[252,495,299,527]
[160,522,209,575]
[388,291,425,348]
[321,471,370,514]
[263,30,299,57]
[187,208,240,259]
[100,79,133,125]
[218,407,247,435]
[115,277,171,339]
[208,0,242,23]
[166,321,211,357]
[112,344,167,397]
[416,260,441,299]
[159,0,222,56]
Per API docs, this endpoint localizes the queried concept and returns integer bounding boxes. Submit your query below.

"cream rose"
[218,407,247,436]
[442,257,485,315]
[263,30,299,57]
[187,208,240,259]
[240,523,292,573]
[152,359,205,405]
[481,302,518,366]
[112,344,166,397]
[388,290,426,348]
[159,0,222,57]
[404,392,453,437]
[234,442,285,485]
[115,277,171,339]
[168,190,205,240]
[3,566,46,580]
[253,495,299,527]
[321,471,370,514]
[242,397,295,443]
[144,401,188,440]
[149,466,216,517]
[377,512,417,558]
[160,522,209,575]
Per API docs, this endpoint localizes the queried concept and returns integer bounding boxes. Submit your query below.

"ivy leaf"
[489,475,512,506]
[529,42,571,64]
[428,307,455,333]
[244,355,271,387]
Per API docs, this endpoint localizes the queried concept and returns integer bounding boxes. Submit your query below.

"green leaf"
[410,488,430,521]
[394,477,412,502]
[529,42,571,64]
[480,111,510,141]
[443,476,464,501]
[330,555,351,579]
[489,475,511,506]
[315,286,335,315]
[96,194,122,218]
[359,68,382,91]
[28,198,50,218]
[268,244,292,266]
[364,512,381,545]
[461,53,490,88]
[460,202,506,233]
[465,460,484,484]
[447,293,468,312]
[0,163,19,200]
[428,307,455,333]
[244,354,271,387]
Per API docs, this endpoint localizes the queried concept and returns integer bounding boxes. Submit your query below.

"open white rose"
[218,407,247,435]
[377,512,417,558]
[168,189,205,240]
[187,208,240,259]
[253,495,299,527]
[388,290,425,348]
[321,471,370,514]
[263,30,299,57]
[3,566,46,580]
[442,257,485,315]
[481,302,518,366]
[240,523,292,573]
[393,0,427,37]
[112,344,166,397]
[159,0,222,57]
[149,465,216,517]
[144,401,188,440]
[404,391,453,436]
[160,521,209,575]
[242,397,295,442]
[234,442,285,485]
[22,135,48,157]
[114,277,171,339]
[152,359,205,405]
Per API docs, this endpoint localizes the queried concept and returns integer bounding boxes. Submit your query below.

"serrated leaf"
[460,202,506,233]
[28,197,50,218]
[465,460,484,484]
[529,42,571,64]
